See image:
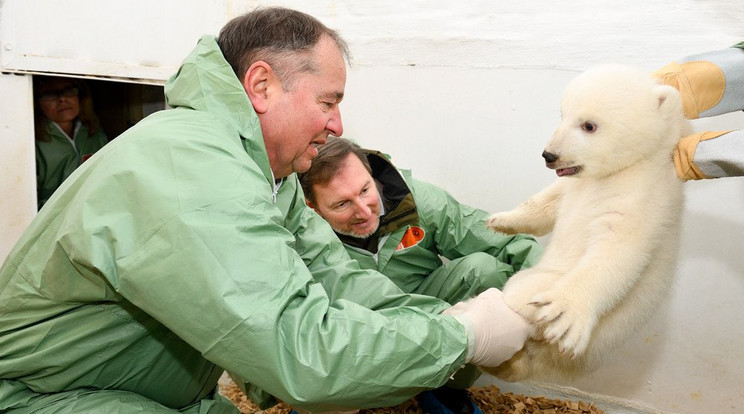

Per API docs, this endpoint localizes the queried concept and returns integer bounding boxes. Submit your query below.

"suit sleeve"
[410,178,543,272]
[115,177,467,411]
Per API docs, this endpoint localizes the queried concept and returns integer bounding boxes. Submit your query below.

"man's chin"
[334,224,379,239]
[294,161,312,174]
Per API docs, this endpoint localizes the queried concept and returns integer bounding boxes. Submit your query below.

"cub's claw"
[531,289,595,357]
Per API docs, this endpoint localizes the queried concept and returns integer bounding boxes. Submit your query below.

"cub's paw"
[530,289,596,358]
[502,269,560,323]
[485,212,522,234]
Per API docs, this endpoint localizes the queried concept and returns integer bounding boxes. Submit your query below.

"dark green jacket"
[339,151,542,294]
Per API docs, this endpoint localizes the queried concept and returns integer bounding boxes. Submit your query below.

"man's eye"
[320,99,339,109]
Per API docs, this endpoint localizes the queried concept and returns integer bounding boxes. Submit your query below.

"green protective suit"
[0,36,468,413]
[337,150,543,304]
[35,119,108,209]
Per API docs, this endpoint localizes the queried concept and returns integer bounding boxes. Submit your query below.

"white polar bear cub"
[483,64,689,382]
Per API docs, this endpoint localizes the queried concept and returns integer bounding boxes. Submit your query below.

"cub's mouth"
[549,164,583,177]
[543,151,582,177]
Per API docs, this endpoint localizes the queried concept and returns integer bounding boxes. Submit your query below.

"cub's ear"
[653,84,683,114]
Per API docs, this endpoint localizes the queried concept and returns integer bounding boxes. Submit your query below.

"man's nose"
[353,199,371,217]
[327,107,343,137]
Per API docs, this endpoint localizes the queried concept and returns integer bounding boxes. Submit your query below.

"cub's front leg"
[486,180,565,236]
[529,201,666,358]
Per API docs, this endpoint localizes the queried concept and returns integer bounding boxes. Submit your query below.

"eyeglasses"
[38,87,79,102]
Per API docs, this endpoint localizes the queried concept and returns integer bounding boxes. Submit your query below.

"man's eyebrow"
[323,191,346,205]
[322,92,344,101]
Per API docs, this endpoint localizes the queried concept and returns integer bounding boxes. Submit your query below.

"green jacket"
[338,151,542,294]
[35,119,108,208]
[0,36,467,412]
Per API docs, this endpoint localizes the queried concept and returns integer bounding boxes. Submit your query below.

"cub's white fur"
[484,64,689,382]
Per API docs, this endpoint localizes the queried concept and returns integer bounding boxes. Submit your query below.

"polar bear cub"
[483,64,689,382]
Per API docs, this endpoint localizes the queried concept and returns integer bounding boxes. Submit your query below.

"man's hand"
[654,60,725,120]
[654,45,744,180]
[444,288,531,367]
[673,130,736,180]
[654,45,744,119]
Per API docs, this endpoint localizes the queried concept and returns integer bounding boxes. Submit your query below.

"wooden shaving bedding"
[219,380,605,414]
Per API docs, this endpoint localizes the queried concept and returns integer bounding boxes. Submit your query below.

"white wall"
[1,0,743,412]
[0,74,35,262]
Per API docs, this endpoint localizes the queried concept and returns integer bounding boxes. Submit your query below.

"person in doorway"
[298,136,542,414]
[654,41,744,180]
[34,76,108,209]
[0,7,531,414]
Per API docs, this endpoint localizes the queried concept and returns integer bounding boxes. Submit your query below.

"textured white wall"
[0,74,35,262]
[1,0,743,412]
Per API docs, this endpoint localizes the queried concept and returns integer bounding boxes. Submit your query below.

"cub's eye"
[581,121,597,133]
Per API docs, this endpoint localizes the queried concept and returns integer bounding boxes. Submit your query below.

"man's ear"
[305,198,325,216]
[243,61,274,114]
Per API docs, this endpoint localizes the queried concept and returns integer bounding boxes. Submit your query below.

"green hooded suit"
[0,36,469,413]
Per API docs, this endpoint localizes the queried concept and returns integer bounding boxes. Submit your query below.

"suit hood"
[164,35,273,182]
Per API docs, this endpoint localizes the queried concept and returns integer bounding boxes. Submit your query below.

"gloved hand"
[674,130,738,180]
[653,45,744,119]
[444,288,531,367]
[653,60,724,120]
[654,45,744,180]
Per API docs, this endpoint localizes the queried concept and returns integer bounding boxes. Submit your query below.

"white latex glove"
[443,288,531,367]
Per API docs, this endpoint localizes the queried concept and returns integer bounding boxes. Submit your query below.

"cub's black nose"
[542,151,558,163]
